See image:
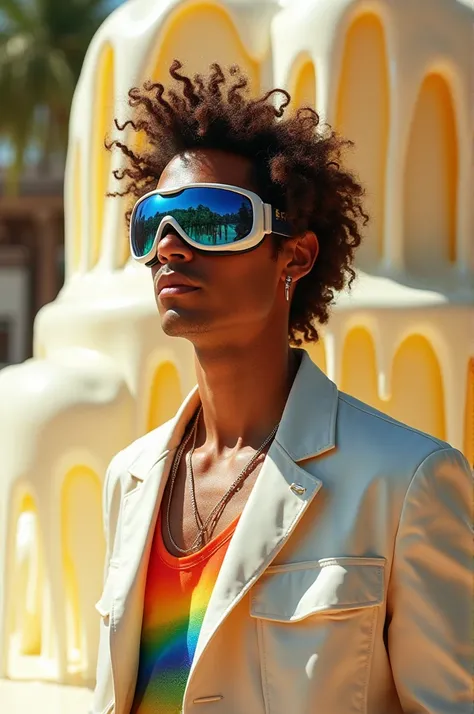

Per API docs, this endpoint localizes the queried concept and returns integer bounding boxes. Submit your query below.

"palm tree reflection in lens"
[135,200,253,253]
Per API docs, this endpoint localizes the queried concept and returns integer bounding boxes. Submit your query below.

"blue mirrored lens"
[131,187,254,256]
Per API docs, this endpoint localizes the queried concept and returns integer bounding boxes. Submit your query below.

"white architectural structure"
[0,0,472,708]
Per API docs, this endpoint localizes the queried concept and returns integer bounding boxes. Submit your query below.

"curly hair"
[106,60,368,345]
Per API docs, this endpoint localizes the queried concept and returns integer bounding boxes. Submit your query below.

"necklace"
[166,406,279,555]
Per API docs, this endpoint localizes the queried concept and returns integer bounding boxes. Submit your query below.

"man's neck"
[192,336,301,455]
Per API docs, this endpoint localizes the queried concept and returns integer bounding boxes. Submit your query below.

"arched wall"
[290,59,316,110]
[90,42,115,269]
[340,329,446,442]
[147,361,183,432]
[389,335,446,440]
[141,0,260,171]
[13,494,42,657]
[404,73,458,272]
[148,2,259,88]
[61,466,104,671]
[340,328,382,409]
[335,13,389,268]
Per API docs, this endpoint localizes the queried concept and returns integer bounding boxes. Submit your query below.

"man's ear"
[284,231,319,282]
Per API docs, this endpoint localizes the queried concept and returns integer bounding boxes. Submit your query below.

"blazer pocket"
[250,556,385,622]
[250,557,386,714]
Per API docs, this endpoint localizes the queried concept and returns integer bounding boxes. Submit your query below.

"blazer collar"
[127,348,338,480]
[275,348,338,461]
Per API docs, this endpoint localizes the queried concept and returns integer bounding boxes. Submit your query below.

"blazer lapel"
[108,449,172,714]
[109,387,201,714]
[184,350,339,699]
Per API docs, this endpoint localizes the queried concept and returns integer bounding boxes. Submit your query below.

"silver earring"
[285,275,292,302]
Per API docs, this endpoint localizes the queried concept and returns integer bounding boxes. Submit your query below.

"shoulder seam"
[338,394,444,449]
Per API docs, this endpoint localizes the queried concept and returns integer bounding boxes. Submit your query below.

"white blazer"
[91,349,473,714]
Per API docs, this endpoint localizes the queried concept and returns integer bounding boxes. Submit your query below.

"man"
[92,61,472,714]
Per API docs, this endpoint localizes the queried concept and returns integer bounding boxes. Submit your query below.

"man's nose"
[156,224,194,264]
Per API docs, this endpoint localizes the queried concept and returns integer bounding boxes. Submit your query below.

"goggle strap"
[267,204,292,238]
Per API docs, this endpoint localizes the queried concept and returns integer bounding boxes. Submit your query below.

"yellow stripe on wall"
[61,466,105,670]
[290,59,316,111]
[147,361,183,432]
[148,2,259,91]
[90,43,115,269]
[340,327,381,409]
[389,335,446,441]
[404,73,458,270]
[335,13,389,266]
[15,494,42,656]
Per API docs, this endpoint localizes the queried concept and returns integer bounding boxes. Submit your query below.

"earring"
[285,275,292,302]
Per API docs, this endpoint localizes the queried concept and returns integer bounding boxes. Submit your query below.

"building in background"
[0,0,472,711]
[0,162,65,367]
[0,0,117,368]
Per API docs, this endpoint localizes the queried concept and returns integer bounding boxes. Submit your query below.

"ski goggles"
[129,183,292,265]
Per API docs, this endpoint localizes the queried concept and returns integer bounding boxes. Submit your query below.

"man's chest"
[161,451,264,556]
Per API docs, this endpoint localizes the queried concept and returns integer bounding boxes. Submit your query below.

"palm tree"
[0,0,112,193]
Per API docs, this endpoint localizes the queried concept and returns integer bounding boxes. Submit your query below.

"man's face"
[150,148,290,347]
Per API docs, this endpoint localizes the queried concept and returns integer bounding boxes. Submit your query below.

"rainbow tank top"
[130,511,239,714]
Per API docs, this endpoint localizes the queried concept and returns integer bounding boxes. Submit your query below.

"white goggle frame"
[129,182,292,265]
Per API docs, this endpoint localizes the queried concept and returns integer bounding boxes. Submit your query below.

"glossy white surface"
[0,0,472,709]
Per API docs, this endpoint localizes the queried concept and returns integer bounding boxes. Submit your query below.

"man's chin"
[159,310,208,338]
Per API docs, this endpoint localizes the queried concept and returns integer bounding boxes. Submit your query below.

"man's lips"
[159,285,198,297]
[155,272,200,297]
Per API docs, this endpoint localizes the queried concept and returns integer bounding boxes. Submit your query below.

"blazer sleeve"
[386,447,473,713]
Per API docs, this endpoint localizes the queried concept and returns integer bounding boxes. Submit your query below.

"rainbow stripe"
[130,512,238,714]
